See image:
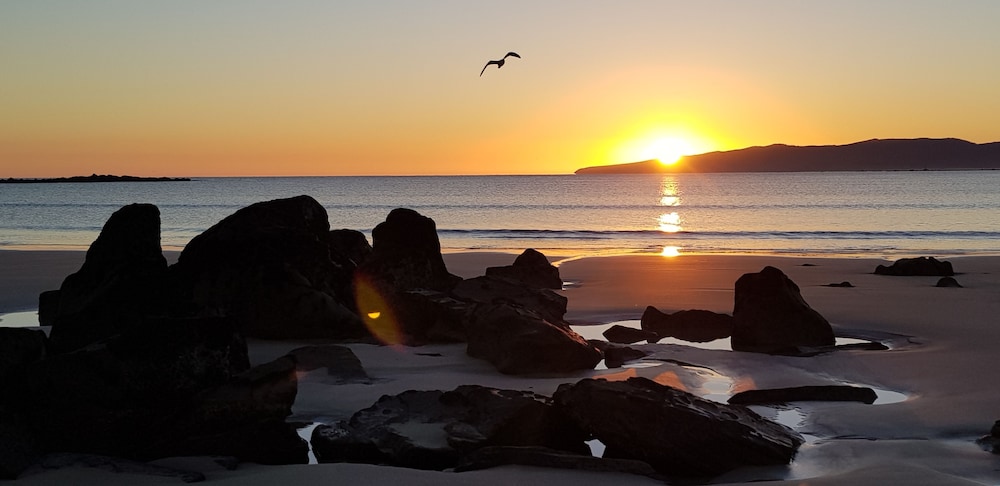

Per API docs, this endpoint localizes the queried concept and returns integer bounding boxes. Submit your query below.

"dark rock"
[602,345,648,368]
[311,385,588,470]
[640,307,733,343]
[0,328,46,381]
[327,228,373,267]
[170,195,366,340]
[355,288,473,345]
[874,256,955,276]
[452,276,568,325]
[977,420,1000,454]
[47,203,169,353]
[935,277,963,288]
[287,345,369,383]
[358,208,461,292]
[466,304,602,374]
[728,385,878,405]
[731,266,835,354]
[602,324,657,344]
[4,316,305,465]
[37,290,59,326]
[553,377,803,477]
[0,409,43,479]
[825,281,855,288]
[455,446,663,480]
[484,249,562,289]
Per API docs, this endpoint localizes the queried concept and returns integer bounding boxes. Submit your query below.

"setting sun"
[643,137,698,165]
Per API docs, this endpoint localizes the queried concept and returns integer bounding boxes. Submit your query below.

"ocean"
[3,171,1000,258]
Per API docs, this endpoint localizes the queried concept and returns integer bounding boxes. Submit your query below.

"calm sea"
[2,171,1000,258]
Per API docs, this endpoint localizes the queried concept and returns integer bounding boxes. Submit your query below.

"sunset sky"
[3,1,1000,177]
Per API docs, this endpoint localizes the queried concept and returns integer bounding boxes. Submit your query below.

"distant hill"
[1,174,191,183]
[575,138,1000,174]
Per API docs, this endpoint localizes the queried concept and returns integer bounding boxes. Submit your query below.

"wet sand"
[3,250,1000,484]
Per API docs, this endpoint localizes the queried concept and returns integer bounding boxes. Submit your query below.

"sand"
[3,250,1000,485]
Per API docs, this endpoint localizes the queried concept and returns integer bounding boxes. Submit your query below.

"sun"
[642,137,697,165]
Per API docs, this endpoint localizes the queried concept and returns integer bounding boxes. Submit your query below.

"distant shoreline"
[0,174,191,184]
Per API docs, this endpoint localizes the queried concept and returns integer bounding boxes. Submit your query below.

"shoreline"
[4,249,1000,484]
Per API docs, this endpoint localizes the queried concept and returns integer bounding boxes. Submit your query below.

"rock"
[0,328,46,381]
[825,281,855,288]
[874,256,955,276]
[935,276,963,288]
[311,385,587,470]
[484,249,563,289]
[170,195,366,340]
[602,324,657,344]
[466,304,602,374]
[358,208,461,292]
[46,203,169,353]
[602,345,648,368]
[728,385,878,405]
[356,288,473,345]
[37,290,59,326]
[553,377,803,477]
[640,307,733,343]
[452,276,568,325]
[731,266,835,354]
[327,228,372,267]
[977,420,1000,454]
[0,409,43,479]
[454,446,663,480]
[3,315,305,465]
[286,345,370,383]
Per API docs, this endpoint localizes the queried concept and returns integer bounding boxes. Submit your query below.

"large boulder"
[553,377,803,477]
[484,249,562,289]
[45,203,168,353]
[728,385,878,405]
[311,385,587,470]
[640,307,733,343]
[731,266,835,354]
[874,256,954,276]
[170,195,366,340]
[0,328,46,382]
[465,304,602,374]
[358,208,461,292]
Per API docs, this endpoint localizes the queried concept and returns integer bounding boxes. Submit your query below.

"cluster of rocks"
[1,196,602,478]
[605,265,837,355]
[311,377,804,479]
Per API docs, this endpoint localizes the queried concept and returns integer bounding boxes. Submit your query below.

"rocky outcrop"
[45,203,169,353]
[0,328,46,381]
[311,385,587,470]
[484,249,562,289]
[977,420,1000,454]
[640,307,733,343]
[936,276,963,288]
[874,256,955,276]
[170,195,366,340]
[1,316,306,472]
[465,304,602,375]
[731,266,835,354]
[602,324,658,345]
[729,385,878,405]
[553,377,803,477]
[358,208,461,292]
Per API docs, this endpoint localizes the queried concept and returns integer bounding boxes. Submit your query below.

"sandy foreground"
[3,250,1000,485]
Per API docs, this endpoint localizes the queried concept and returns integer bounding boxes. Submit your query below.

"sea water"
[3,171,1000,257]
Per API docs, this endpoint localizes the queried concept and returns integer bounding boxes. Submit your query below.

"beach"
[3,249,1000,484]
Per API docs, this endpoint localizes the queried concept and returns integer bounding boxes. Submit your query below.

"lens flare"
[353,273,404,346]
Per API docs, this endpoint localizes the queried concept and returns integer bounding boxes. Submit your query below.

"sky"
[3,1,1000,177]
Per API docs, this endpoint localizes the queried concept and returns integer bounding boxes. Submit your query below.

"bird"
[480,51,520,76]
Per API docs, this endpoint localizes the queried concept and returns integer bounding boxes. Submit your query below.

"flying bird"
[480,51,521,76]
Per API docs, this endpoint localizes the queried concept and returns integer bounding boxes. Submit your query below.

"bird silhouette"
[480,51,521,76]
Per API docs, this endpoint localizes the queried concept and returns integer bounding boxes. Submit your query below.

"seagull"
[480,51,521,76]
